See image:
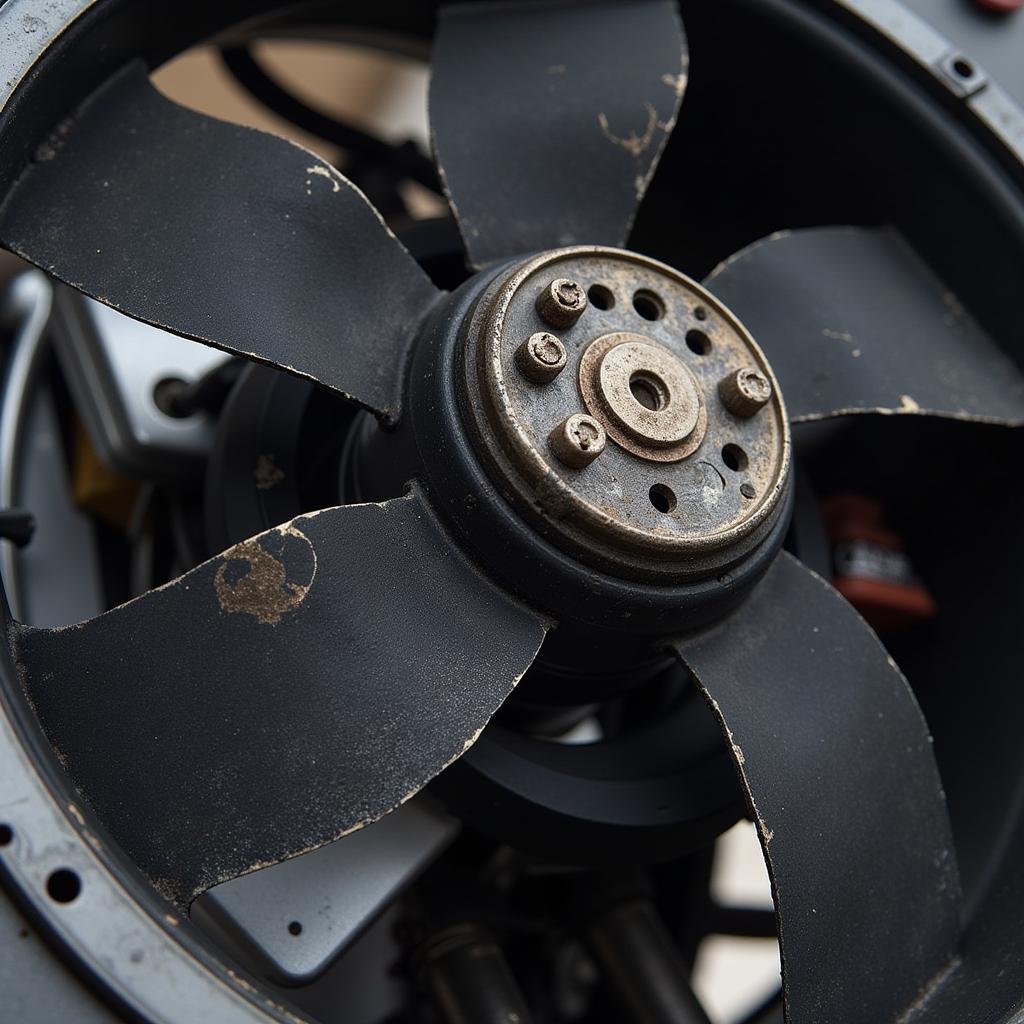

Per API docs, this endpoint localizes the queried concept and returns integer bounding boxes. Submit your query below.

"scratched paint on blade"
[597,103,659,157]
[306,164,340,193]
[214,525,316,624]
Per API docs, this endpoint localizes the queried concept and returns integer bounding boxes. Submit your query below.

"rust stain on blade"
[214,525,316,625]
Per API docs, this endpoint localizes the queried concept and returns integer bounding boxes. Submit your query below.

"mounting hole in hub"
[722,444,749,472]
[694,305,708,321]
[0,823,12,846]
[686,329,711,355]
[588,283,615,310]
[629,371,665,411]
[632,289,665,321]
[649,483,677,513]
[288,920,303,936]
[46,868,82,904]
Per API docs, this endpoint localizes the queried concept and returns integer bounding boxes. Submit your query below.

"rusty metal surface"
[10,489,548,909]
[547,412,606,469]
[463,247,790,576]
[670,552,961,1024]
[430,0,687,269]
[577,331,708,462]
[0,62,440,423]
[718,367,772,419]
[706,226,1024,424]
[515,331,567,385]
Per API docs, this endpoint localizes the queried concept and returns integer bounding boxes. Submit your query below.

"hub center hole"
[629,372,666,411]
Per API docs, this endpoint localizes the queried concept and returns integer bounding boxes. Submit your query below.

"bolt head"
[548,414,606,469]
[718,367,772,418]
[515,332,567,383]
[536,278,587,329]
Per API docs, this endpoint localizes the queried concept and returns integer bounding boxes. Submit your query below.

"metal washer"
[577,331,708,461]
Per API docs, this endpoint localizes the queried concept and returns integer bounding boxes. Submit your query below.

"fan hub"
[460,247,791,577]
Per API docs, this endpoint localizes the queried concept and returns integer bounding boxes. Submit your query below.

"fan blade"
[430,0,687,269]
[9,489,548,909]
[0,63,440,422]
[669,552,960,1024]
[706,227,1024,424]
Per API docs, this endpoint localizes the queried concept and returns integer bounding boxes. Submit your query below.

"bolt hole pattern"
[588,283,615,310]
[649,484,677,514]
[722,444,749,473]
[0,823,13,846]
[632,289,665,322]
[46,868,82,904]
[288,920,303,936]
[686,329,711,356]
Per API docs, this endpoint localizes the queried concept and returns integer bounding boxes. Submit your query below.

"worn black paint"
[430,0,687,269]
[0,62,440,421]
[671,552,961,1024]
[12,490,547,909]
[706,226,1024,425]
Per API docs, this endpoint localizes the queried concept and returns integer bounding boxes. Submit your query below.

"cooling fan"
[1,2,1024,1023]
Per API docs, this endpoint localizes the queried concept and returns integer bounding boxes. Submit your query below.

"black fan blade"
[430,0,687,269]
[706,227,1024,424]
[0,63,440,422]
[670,552,960,1024]
[10,490,548,909]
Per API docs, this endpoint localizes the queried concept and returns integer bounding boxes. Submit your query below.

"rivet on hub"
[718,367,772,418]
[536,278,587,329]
[549,414,606,469]
[515,332,567,383]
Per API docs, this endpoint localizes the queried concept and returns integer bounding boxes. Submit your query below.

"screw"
[515,332,567,384]
[536,278,587,329]
[548,414,606,469]
[740,482,757,499]
[718,367,772,418]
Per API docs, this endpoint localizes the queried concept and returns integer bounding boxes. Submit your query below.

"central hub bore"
[579,332,706,459]
[460,246,791,579]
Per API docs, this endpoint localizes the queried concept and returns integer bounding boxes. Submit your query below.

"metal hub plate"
[466,248,790,564]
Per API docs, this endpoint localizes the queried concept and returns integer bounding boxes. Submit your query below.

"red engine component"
[974,0,1024,14]
[821,495,937,633]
